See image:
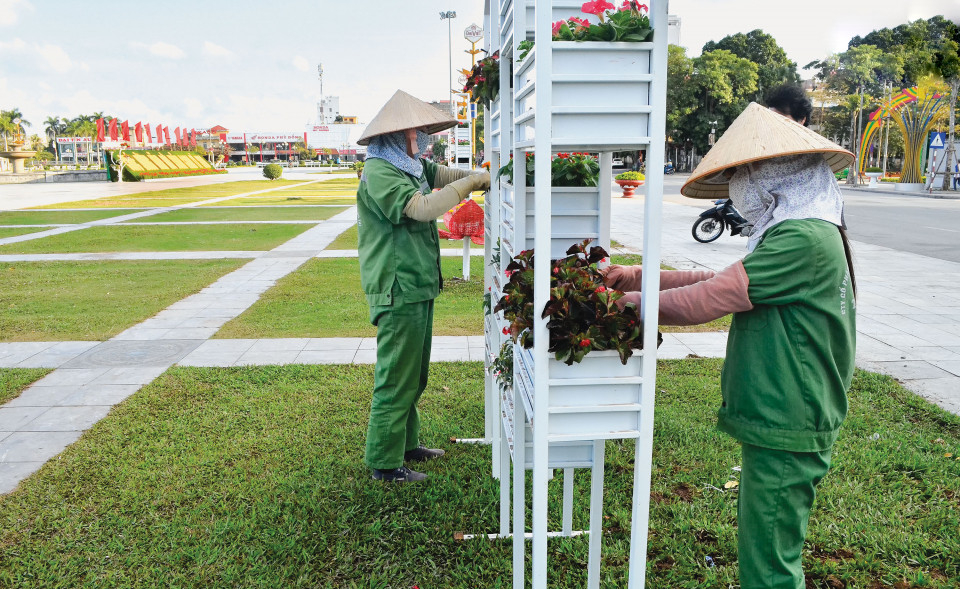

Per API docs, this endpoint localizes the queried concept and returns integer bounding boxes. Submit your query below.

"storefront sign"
[464,24,483,43]
[56,137,93,144]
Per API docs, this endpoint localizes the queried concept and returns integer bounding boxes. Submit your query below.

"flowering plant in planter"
[463,51,500,110]
[494,240,657,365]
[553,1,653,42]
[489,340,514,390]
[497,152,599,187]
[615,171,645,181]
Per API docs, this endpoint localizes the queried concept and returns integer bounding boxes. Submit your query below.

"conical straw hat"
[681,102,855,199]
[357,90,459,145]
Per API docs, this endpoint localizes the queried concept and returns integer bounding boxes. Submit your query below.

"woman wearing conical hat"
[356,90,490,483]
[605,97,857,587]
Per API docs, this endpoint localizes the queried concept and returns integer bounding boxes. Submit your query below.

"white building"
[317,96,340,124]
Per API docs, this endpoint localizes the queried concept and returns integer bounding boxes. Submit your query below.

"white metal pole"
[586,440,606,589]
[463,239,471,279]
[513,387,526,589]
[627,0,669,586]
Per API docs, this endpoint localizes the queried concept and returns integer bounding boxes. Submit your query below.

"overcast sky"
[1,0,957,136]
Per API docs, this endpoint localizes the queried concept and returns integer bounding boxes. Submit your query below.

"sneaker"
[404,446,445,463]
[371,466,427,483]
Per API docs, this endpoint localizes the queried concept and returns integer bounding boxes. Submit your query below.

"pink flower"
[568,17,590,29]
[581,0,615,17]
[552,267,560,275]
[552,20,564,36]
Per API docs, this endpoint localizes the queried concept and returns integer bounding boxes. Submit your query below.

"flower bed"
[109,149,226,182]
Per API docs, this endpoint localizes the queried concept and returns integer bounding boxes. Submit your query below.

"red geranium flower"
[580,339,591,347]
[595,286,607,293]
[502,327,510,335]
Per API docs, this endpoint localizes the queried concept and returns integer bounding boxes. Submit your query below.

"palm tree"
[44,116,63,147]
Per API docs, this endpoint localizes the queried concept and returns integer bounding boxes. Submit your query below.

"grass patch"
[325,223,469,251]
[0,224,314,254]
[0,368,51,405]
[0,260,246,341]
[0,362,957,587]
[201,196,358,207]
[33,180,310,209]
[215,256,484,339]
[0,210,143,225]
[123,206,347,223]
[0,227,49,239]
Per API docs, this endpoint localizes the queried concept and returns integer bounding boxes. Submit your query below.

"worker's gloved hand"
[601,264,643,291]
[615,290,642,310]
[470,171,491,192]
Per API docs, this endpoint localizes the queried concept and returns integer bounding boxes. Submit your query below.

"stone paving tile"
[862,360,955,380]
[89,366,167,386]
[178,352,246,367]
[0,407,48,431]
[235,350,300,365]
[295,350,358,364]
[930,359,960,377]
[192,339,257,353]
[32,368,110,387]
[303,338,363,351]
[358,338,377,350]
[114,327,172,341]
[0,462,46,494]
[0,431,83,463]
[61,340,202,368]
[58,385,142,406]
[4,386,77,407]
[23,406,113,431]
[163,327,219,340]
[352,349,377,364]
[248,338,309,352]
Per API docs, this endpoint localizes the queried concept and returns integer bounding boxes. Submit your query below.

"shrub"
[262,163,283,180]
[865,166,882,173]
[615,171,645,181]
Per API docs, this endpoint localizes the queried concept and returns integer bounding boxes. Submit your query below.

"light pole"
[440,10,457,117]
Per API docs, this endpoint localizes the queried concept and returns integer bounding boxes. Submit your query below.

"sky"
[1,0,958,137]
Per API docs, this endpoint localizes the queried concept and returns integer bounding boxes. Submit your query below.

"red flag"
[121,120,130,141]
[219,132,227,142]
[134,122,143,143]
[96,118,105,142]
[174,127,181,145]
[190,130,196,148]
[164,126,170,145]
[145,124,152,144]
[108,118,118,141]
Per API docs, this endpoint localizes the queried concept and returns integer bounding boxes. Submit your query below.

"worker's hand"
[615,290,642,310]
[600,264,643,290]
[470,171,491,192]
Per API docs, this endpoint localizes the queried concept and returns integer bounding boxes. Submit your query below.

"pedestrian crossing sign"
[929,132,946,149]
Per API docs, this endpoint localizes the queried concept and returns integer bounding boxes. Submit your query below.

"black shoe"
[404,446,445,463]
[371,466,427,483]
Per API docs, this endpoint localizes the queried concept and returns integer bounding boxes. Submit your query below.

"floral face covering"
[728,153,844,251]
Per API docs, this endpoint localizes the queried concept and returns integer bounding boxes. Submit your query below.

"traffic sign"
[464,24,483,43]
[929,132,946,149]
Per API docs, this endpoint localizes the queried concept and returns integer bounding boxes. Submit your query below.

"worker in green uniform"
[604,103,857,588]
[355,90,491,483]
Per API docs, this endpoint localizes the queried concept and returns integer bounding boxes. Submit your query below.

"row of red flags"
[95,118,198,148]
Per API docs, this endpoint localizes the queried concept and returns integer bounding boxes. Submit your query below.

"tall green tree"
[931,21,960,189]
[686,49,759,154]
[702,29,799,101]
[666,44,697,145]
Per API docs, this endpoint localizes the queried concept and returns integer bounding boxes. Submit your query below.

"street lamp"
[440,10,457,117]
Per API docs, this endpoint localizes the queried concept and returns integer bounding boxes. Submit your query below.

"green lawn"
[0,368,51,405]
[325,223,470,251]
[0,210,143,225]
[200,196,358,207]
[0,260,246,341]
[215,256,484,339]
[122,206,347,223]
[33,180,311,209]
[0,224,314,254]
[0,227,49,239]
[0,362,956,587]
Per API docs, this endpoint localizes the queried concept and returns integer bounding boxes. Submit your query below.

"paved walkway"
[2,174,959,493]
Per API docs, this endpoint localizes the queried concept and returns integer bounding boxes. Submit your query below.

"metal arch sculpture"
[858,86,945,183]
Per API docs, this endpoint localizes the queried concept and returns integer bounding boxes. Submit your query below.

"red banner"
[96,118,105,142]
[108,118,118,141]
[164,126,170,145]
[174,127,181,145]
[121,120,130,141]
[145,124,151,143]
[134,122,143,143]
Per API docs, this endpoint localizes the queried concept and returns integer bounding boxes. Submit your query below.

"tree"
[932,21,960,189]
[666,45,697,144]
[44,116,65,146]
[702,29,799,101]
[684,49,759,154]
[0,108,30,151]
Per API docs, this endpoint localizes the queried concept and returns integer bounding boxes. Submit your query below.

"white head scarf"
[728,153,844,251]
[365,130,431,178]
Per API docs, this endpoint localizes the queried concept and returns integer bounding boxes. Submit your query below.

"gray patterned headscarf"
[729,153,844,251]
[365,130,431,178]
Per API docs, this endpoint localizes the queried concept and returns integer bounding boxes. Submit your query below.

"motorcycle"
[664,160,675,174]
[692,199,753,243]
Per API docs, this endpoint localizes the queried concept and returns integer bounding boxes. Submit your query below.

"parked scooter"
[692,199,753,243]
[664,160,675,174]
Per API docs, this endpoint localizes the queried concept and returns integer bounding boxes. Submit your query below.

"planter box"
[515,346,644,441]
[518,186,602,258]
[515,42,653,151]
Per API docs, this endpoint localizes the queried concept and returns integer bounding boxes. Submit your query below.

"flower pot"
[515,346,644,441]
[515,41,653,151]
[864,172,882,187]
[616,179,644,197]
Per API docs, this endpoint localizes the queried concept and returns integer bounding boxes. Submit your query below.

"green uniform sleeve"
[423,159,439,190]
[363,159,423,225]
[741,221,818,306]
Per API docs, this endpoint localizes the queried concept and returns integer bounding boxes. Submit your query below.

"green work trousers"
[737,443,832,589]
[364,294,435,470]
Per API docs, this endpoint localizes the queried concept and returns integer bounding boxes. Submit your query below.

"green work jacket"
[357,157,442,306]
[718,219,857,452]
